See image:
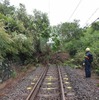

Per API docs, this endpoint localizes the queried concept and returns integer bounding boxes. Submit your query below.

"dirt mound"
[50,52,69,63]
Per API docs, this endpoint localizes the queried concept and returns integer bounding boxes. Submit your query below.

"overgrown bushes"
[0,1,51,64]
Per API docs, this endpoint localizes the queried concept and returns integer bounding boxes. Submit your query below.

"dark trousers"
[85,64,91,78]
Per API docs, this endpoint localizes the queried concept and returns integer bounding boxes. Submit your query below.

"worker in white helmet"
[83,48,93,78]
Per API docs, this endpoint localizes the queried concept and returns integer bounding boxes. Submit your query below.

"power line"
[68,0,82,21]
[84,8,99,26]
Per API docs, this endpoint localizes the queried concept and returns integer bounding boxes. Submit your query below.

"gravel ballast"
[0,66,99,100]
[0,67,44,100]
[65,66,99,100]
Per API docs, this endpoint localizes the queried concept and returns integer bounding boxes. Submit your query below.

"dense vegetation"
[0,0,99,79]
[52,21,99,74]
[0,0,51,65]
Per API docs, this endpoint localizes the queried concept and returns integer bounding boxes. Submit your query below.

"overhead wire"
[83,8,99,27]
[68,0,83,21]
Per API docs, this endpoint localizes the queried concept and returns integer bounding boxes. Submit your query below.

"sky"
[9,0,99,27]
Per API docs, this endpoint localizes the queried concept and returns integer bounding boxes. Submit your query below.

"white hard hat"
[86,48,90,51]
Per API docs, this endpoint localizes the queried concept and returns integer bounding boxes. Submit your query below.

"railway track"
[26,65,76,100]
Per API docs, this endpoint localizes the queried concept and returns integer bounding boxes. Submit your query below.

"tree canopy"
[0,0,99,74]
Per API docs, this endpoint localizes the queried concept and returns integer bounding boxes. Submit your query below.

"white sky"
[9,0,99,27]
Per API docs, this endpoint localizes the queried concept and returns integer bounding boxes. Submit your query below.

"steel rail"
[26,67,48,100]
[58,66,65,100]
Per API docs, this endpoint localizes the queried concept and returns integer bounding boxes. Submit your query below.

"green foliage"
[33,9,50,38]
[51,18,99,74]
[0,22,14,57]
[64,40,77,56]
[0,0,15,15]
[51,20,83,53]
[32,9,50,53]
[69,25,99,74]
[0,1,51,66]
[13,34,34,53]
[91,21,99,31]
[95,68,99,76]
[40,37,48,52]
[52,35,60,51]
[97,84,99,87]
[59,20,82,40]
[74,52,84,64]
[0,0,99,77]
[11,70,17,78]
